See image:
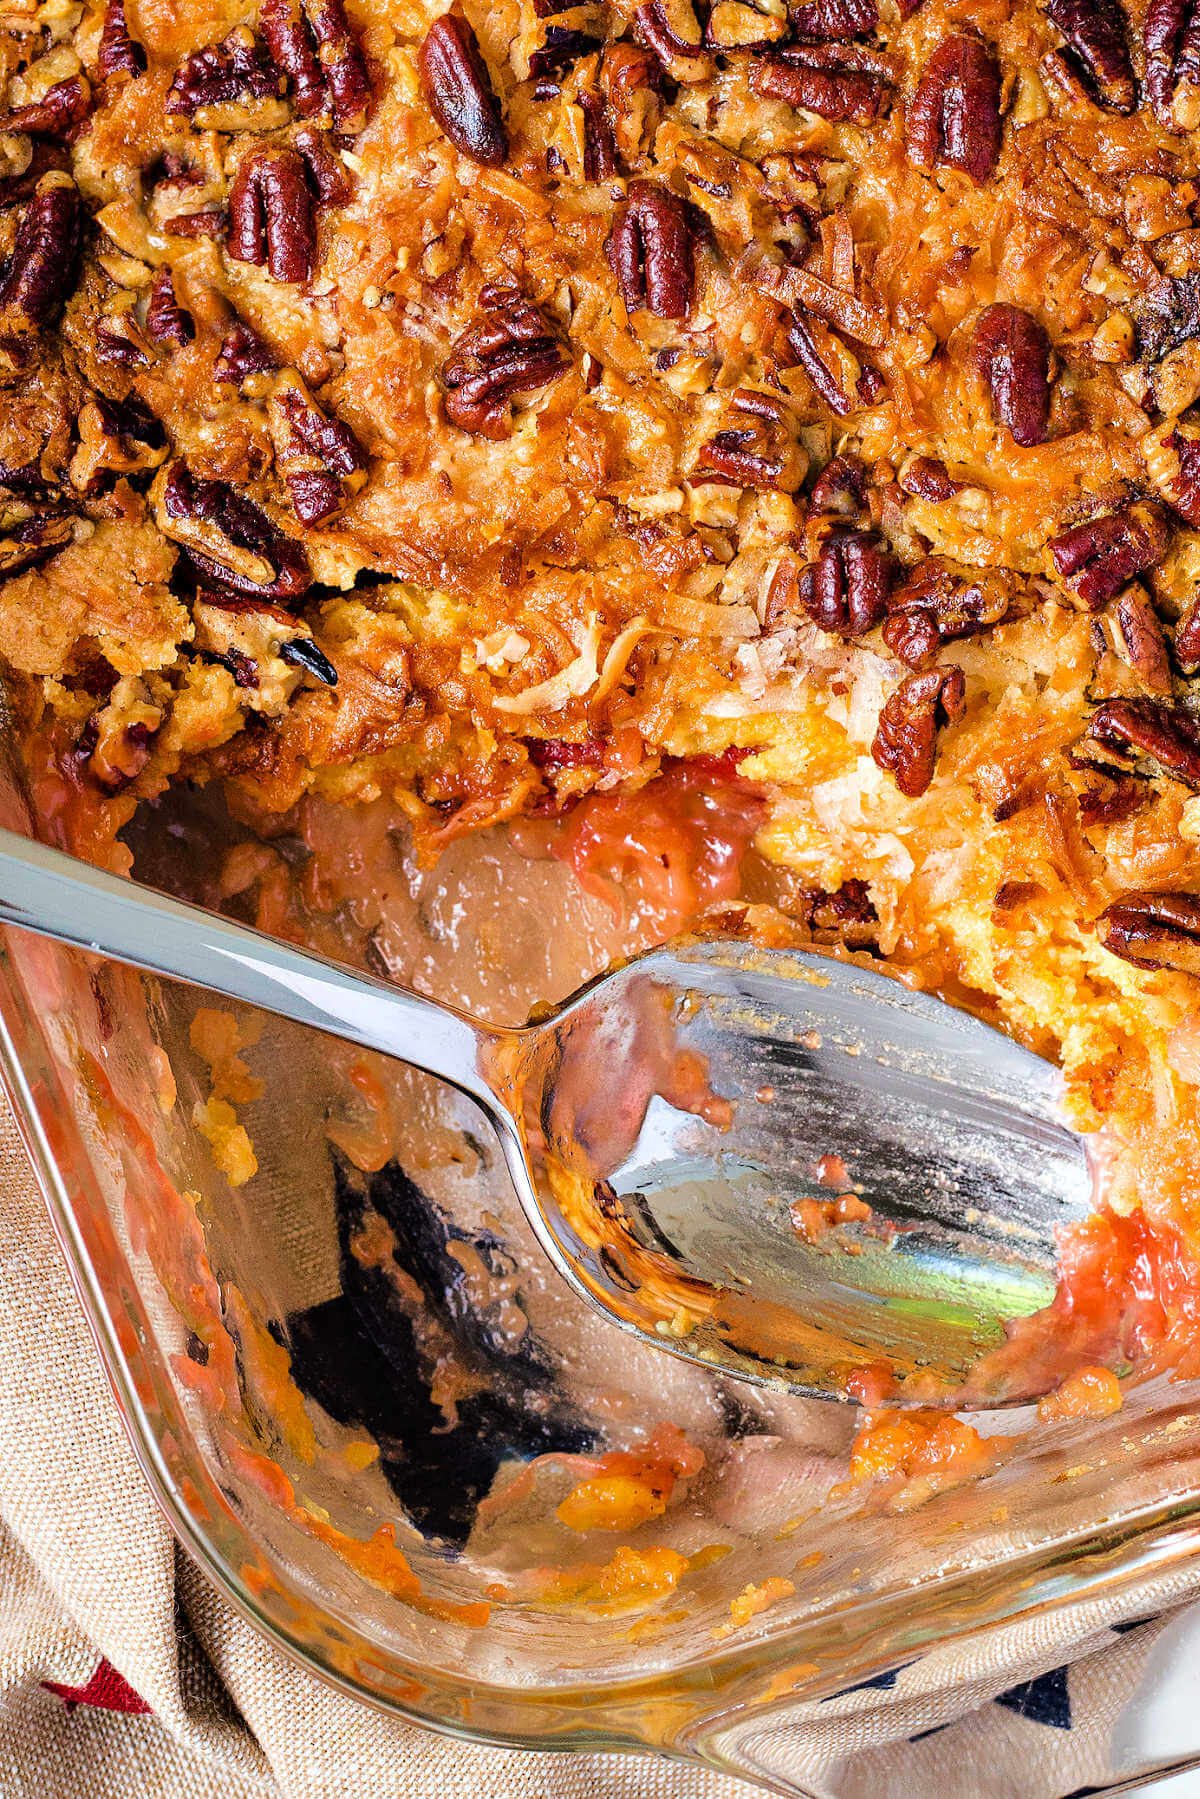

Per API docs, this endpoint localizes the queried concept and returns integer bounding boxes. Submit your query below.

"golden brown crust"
[8,0,1200,1229]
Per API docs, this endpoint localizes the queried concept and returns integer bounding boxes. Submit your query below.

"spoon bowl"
[0,829,1093,1407]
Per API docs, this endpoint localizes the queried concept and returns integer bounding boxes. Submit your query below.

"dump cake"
[5,0,1200,1370]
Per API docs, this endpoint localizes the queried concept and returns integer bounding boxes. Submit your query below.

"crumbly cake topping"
[8,0,1200,1220]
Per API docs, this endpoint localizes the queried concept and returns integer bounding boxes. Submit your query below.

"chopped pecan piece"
[0,75,90,138]
[260,0,370,132]
[1136,275,1200,368]
[1076,769,1148,826]
[973,304,1052,449]
[705,3,787,49]
[907,33,1002,184]
[882,558,1013,667]
[790,0,877,36]
[696,390,806,491]
[1144,0,1200,132]
[214,320,278,385]
[800,528,895,637]
[872,665,966,797]
[167,28,279,115]
[529,3,602,79]
[1045,0,1135,111]
[279,635,338,685]
[1143,421,1200,525]
[898,454,962,501]
[750,43,893,124]
[786,310,885,416]
[810,452,867,514]
[1099,890,1200,972]
[442,286,570,438]
[1175,595,1200,671]
[0,512,74,581]
[1089,697,1200,788]
[163,208,227,238]
[600,42,663,163]
[269,377,367,524]
[76,707,157,794]
[145,268,194,347]
[97,0,146,79]
[227,147,314,284]
[575,89,618,180]
[1050,504,1170,607]
[418,13,508,168]
[634,0,713,83]
[156,460,311,604]
[1112,589,1174,694]
[0,174,81,332]
[608,180,696,321]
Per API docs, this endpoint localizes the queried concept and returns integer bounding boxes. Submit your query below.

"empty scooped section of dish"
[11,752,1200,1761]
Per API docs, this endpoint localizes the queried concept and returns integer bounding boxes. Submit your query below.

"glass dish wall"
[5,708,1200,1797]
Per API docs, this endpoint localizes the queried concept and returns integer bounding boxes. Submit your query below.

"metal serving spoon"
[0,826,1095,1407]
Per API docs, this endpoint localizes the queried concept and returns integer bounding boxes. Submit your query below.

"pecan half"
[1089,697,1200,788]
[166,28,279,115]
[750,43,894,124]
[1050,503,1170,607]
[0,174,81,332]
[214,320,278,384]
[907,33,1002,184]
[269,377,367,524]
[790,0,877,37]
[98,0,146,79]
[145,268,194,347]
[696,389,807,491]
[881,557,1013,667]
[261,0,370,132]
[786,310,885,415]
[1144,0,1200,132]
[1113,588,1174,693]
[800,528,894,637]
[634,0,713,84]
[442,285,570,437]
[872,665,966,797]
[608,180,696,320]
[0,75,90,138]
[228,147,314,284]
[418,13,508,168]
[1045,0,1135,111]
[1098,890,1200,972]
[973,304,1052,449]
[156,460,311,604]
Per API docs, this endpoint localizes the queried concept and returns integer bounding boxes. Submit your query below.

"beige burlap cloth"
[3,1088,1200,1799]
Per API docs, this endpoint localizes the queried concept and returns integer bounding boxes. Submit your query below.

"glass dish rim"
[8,921,1200,1771]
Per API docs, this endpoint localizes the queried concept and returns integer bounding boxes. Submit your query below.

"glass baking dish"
[5,701,1200,1798]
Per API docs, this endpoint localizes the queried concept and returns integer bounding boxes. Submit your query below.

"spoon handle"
[0,827,500,1107]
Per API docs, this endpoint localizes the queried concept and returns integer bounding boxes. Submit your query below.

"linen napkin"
[2,1085,1198,1799]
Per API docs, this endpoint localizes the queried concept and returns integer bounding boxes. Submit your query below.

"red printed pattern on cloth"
[42,1657,151,1714]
